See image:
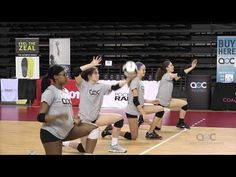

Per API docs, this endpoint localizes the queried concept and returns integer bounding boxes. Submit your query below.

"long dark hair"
[81,67,98,81]
[41,65,64,93]
[155,60,171,81]
[127,61,144,87]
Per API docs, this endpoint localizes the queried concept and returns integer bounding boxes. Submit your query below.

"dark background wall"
[1,22,236,97]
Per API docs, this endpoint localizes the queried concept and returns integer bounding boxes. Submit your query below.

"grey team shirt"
[126,76,145,116]
[156,73,173,107]
[41,85,74,139]
[77,80,112,122]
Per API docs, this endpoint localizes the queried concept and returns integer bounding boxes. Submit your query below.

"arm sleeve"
[164,73,173,81]
[41,89,54,106]
[102,84,112,95]
[111,83,120,91]
[76,79,86,90]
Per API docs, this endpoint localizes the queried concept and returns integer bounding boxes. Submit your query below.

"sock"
[111,137,118,146]
[62,141,70,147]
[179,118,184,124]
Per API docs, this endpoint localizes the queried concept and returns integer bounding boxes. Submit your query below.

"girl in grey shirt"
[112,62,164,140]
[155,59,197,129]
[37,65,97,155]
[63,56,129,153]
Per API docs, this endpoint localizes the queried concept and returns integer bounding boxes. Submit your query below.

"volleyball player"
[37,65,97,155]
[102,62,164,140]
[153,59,198,130]
[63,56,129,153]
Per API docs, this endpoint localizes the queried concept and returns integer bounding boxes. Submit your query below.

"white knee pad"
[62,141,70,147]
[87,128,100,140]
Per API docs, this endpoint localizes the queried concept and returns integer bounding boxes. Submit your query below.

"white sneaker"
[108,144,127,153]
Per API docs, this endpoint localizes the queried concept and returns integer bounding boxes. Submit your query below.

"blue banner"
[217,36,236,83]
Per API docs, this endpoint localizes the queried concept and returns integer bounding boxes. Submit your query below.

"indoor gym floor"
[0,105,236,155]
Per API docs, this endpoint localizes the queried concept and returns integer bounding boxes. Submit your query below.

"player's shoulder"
[63,87,70,94]
[162,73,171,79]
[132,76,139,81]
[131,76,140,84]
[42,85,55,97]
[44,85,54,92]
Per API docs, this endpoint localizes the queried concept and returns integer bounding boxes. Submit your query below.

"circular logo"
[190,82,207,89]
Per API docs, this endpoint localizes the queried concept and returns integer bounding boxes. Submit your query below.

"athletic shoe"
[145,131,163,140]
[101,124,113,138]
[176,122,190,129]
[109,144,127,153]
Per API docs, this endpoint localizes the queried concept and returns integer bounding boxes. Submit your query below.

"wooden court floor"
[1,121,236,155]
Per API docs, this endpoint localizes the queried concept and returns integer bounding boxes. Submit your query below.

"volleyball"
[123,61,137,76]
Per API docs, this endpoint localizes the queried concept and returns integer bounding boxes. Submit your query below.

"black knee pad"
[181,104,189,111]
[77,143,85,152]
[114,119,124,128]
[124,132,132,140]
[155,111,164,118]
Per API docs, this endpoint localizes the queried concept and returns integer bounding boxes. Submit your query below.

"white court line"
[139,118,206,155]
[191,118,205,127]
[139,129,187,155]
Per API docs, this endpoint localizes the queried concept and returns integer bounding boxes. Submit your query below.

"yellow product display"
[27,57,34,78]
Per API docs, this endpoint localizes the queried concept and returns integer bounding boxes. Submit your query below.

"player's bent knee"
[131,135,137,140]
[87,128,100,139]
[181,104,189,111]
[155,111,165,118]
[114,119,124,128]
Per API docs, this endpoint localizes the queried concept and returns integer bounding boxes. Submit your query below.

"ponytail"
[41,75,51,93]
[126,62,143,87]
[41,65,64,93]
[155,60,171,81]
[155,67,166,81]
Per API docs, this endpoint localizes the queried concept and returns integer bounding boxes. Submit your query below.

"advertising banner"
[217,36,236,83]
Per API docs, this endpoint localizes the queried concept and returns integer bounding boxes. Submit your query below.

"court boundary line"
[139,118,206,155]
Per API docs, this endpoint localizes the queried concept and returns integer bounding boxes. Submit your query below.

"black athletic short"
[40,129,61,143]
[126,113,138,119]
[92,120,96,124]
[40,128,75,143]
